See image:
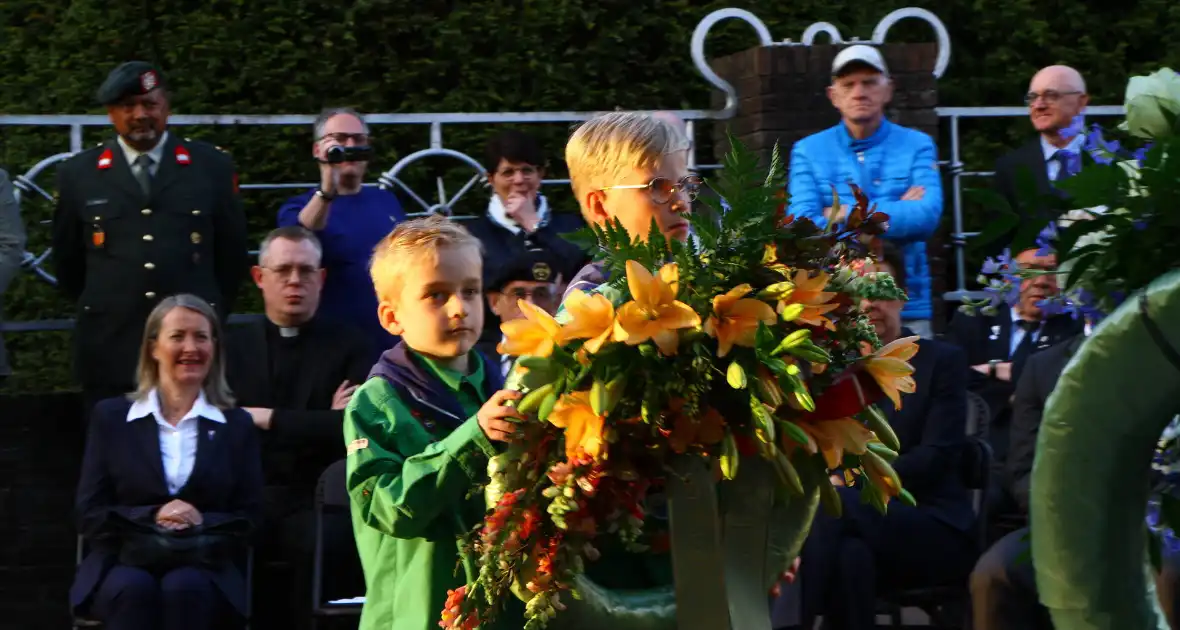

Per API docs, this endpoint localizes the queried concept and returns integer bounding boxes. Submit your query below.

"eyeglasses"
[495,165,540,178]
[600,175,703,204]
[318,132,369,145]
[1024,90,1083,105]
[262,264,321,281]
[507,286,556,302]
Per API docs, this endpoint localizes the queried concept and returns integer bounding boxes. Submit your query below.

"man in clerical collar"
[225,226,371,628]
[476,246,562,376]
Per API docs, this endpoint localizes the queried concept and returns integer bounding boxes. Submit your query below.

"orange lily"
[703,284,778,357]
[863,450,903,498]
[498,300,561,358]
[614,261,701,355]
[861,336,920,410]
[797,418,875,469]
[547,391,606,461]
[557,290,616,354]
[667,401,726,454]
[779,269,839,331]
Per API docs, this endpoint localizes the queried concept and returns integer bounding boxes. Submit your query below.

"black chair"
[965,390,991,440]
[72,533,255,629]
[310,459,364,629]
[877,436,994,628]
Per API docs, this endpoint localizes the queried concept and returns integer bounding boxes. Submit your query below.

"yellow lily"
[797,418,876,469]
[547,391,607,461]
[498,300,561,358]
[779,269,839,331]
[614,261,701,355]
[703,284,778,357]
[861,336,920,410]
[557,290,616,354]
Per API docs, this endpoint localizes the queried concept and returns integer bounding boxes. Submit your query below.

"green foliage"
[5,0,1180,391]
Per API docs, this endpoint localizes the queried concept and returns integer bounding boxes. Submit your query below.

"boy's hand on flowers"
[478,390,523,442]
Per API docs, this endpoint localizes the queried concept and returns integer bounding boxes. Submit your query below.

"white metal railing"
[0,7,1128,334]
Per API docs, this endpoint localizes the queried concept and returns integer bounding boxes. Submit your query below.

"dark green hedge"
[2,0,1179,392]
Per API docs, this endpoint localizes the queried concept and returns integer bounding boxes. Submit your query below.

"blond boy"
[344,215,524,630]
[562,111,699,296]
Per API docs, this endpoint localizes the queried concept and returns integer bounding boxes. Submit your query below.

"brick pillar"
[710,42,948,331]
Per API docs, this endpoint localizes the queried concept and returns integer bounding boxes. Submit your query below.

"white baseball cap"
[832,44,889,77]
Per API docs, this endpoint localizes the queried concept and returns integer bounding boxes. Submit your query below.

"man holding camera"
[278,107,406,358]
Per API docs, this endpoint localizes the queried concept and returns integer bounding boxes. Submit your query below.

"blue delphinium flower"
[1133,145,1151,163]
[1035,223,1058,257]
[1084,124,1122,165]
[980,249,1013,276]
[1060,115,1086,140]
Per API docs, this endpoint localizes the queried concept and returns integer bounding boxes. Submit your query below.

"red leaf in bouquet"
[860,212,890,236]
[805,367,886,422]
[734,432,759,456]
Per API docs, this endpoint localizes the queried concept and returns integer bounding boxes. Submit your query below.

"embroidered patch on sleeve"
[347,438,369,455]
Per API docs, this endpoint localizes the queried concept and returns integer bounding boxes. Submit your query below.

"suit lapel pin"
[97,149,113,170]
[989,325,1001,341]
[175,145,191,165]
[207,429,216,440]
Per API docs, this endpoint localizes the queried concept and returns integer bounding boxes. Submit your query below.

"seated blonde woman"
[69,294,263,630]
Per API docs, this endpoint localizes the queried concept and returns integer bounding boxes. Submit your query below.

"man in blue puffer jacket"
[788,44,943,338]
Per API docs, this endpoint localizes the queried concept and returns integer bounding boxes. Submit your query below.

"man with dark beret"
[476,245,562,376]
[52,61,249,412]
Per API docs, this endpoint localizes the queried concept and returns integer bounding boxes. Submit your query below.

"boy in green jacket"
[344,215,525,630]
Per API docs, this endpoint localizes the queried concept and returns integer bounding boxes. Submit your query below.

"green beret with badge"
[488,246,561,292]
[96,61,166,105]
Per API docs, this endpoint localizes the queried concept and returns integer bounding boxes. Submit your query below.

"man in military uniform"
[52,61,248,411]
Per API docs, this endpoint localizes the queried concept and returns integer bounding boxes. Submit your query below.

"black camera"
[324,145,374,164]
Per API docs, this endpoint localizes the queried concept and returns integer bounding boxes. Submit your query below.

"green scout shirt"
[345,351,524,630]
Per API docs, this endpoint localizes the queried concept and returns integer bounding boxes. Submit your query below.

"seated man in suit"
[788,45,943,338]
[971,330,1180,630]
[945,247,1082,521]
[225,226,371,627]
[788,242,976,630]
[476,245,562,376]
[993,66,1089,226]
[969,333,1081,630]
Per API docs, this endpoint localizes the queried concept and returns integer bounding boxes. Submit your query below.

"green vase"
[1031,268,1180,629]
[494,454,820,630]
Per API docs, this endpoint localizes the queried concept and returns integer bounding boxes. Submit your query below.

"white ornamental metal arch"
[376,147,489,217]
[11,6,950,289]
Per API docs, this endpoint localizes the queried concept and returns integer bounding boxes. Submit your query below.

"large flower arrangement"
[966,67,1180,321]
[440,140,920,630]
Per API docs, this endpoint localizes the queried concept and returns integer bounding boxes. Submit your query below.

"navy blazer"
[880,334,975,534]
[70,396,263,614]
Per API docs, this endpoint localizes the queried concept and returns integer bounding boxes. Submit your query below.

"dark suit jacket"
[224,317,371,506]
[71,396,263,614]
[994,140,1053,214]
[882,334,974,534]
[52,134,248,388]
[1007,334,1083,514]
[945,309,1082,426]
